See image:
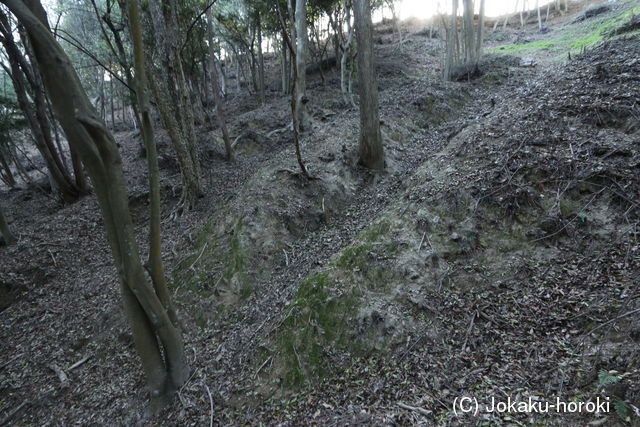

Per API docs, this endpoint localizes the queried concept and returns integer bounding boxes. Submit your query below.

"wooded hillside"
[1,0,639,424]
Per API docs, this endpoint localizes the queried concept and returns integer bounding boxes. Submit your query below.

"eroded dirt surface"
[1,2,639,425]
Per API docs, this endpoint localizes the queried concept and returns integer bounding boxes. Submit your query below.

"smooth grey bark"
[353,0,384,170]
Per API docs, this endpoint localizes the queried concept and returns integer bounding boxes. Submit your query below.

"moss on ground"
[172,212,253,300]
[276,272,359,386]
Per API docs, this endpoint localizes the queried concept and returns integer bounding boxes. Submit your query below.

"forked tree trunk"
[353,0,384,170]
[206,7,233,160]
[126,0,179,329]
[0,202,15,245]
[1,0,189,406]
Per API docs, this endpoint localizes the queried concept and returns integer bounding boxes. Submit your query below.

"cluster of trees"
[0,0,387,406]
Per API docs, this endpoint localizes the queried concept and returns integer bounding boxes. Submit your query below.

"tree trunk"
[0,144,16,187]
[445,0,458,80]
[295,0,310,131]
[126,0,179,330]
[276,0,309,178]
[281,36,289,94]
[2,0,189,407]
[0,201,15,245]
[148,0,202,211]
[256,12,266,104]
[0,10,84,202]
[341,3,354,96]
[462,0,474,63]
[476,0,486,59]
[353,0,384,170]
[206,6,233,160]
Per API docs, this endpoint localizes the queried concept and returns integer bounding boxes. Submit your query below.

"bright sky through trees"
[392,0,557,19]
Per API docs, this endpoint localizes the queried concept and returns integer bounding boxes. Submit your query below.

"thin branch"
[55,29,133,92]
[180,0,219,53]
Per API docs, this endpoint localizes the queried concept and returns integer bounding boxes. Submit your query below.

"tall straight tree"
[353,0,384,169]
[0,0,189,407]
[148,0,202,211]
[206,6,233,160]
[295,0,310,131]
[126,0,179,328]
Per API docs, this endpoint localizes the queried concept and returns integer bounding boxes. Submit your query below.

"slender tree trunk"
[295,0,310,131]
[476,0,485,60]
[281,36,288,94]
[0,11,84,202]
[462,0,474,63]
[445,0,458,79]
[0,145,16,187]
[110,76,115,128]
[256,13,266,104]
[0,201,15,245]
[536,0,542,30]
[276,0,309,178]
[3,0,189,407]
[206,6,233,160]
[148,0,202,211]
[353,0,384,170]
[341,2,354,97]
[126,0,179,329]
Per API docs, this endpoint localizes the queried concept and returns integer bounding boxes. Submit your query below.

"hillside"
[1,0,639,425]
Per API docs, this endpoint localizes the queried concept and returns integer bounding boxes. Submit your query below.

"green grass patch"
[490,5,640,57]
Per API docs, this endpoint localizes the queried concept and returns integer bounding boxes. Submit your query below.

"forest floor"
[2,0,640,425]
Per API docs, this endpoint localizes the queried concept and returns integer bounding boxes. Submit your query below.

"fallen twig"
[254,355,272,378]
[418,232,426,250]
[188,242,208,272]
[460,311,476,355]
[397,402,432,416]
[0,353,23,371]
[48,364,69,388]
[204,384,214,427]
[586,307,640,336]
[67,355,91,371]
[0,401,28,426]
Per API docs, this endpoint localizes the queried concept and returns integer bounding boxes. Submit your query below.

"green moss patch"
[275,273,359,386]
